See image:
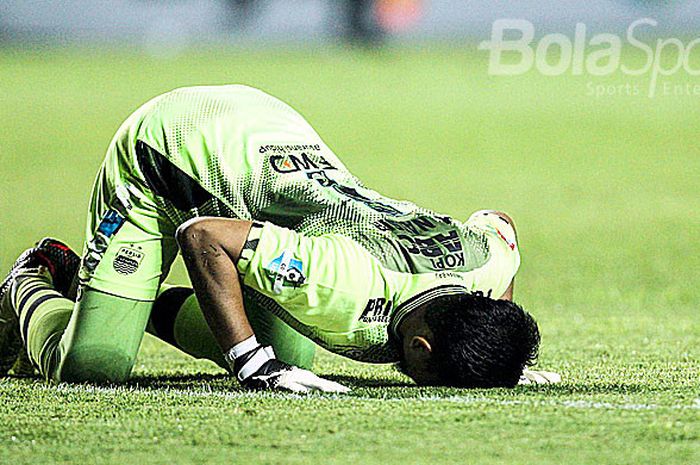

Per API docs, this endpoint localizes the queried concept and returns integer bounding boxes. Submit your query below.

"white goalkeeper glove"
[224,336,350,393]
[518,369,562,385]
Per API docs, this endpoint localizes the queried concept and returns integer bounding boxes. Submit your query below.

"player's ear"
[410,336,432,354]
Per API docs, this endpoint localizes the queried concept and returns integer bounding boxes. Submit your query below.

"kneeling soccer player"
[0,85,555,391]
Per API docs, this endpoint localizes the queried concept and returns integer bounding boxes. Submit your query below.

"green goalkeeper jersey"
[100,85,492,272]
[237,218,519,362]
[83,85,520,361]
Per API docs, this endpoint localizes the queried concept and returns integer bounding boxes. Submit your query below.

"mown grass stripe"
[13,382,698,411]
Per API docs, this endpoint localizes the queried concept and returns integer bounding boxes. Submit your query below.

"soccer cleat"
[31,238,81,298]
[0,238,80,375]
[518,369,562,385]
[0,248,41,375]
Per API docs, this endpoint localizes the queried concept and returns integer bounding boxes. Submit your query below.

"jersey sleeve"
[235,222,400,361]
[461,210,521,298]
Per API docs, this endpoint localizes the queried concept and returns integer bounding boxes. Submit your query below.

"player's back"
[106,85,490,275]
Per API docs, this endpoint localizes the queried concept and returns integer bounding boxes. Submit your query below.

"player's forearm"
[175,217,350,393]
[176,218,254,351]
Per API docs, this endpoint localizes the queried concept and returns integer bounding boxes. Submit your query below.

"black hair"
[423,293,540,388]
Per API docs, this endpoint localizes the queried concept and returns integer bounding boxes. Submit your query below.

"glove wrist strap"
[225,335,260,360]
[224,336,276,381]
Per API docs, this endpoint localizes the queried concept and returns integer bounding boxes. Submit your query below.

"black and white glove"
[224,336,350,393]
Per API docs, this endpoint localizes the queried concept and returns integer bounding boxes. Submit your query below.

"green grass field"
[0,46,698,465]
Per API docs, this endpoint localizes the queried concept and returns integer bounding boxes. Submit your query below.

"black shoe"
[0,247,41,375]
[0,238,80,375]
[32,238,81,298]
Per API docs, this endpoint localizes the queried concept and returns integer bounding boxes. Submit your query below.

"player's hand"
[241,358,351,393]
[518,369,562,385]
[229,341,350,393]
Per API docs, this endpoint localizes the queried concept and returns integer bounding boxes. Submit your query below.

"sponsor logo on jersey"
[265,252,306,292]
[397,230,466,269]
[259,143,321,154]
[113,246,144,275]
[359,298,393,323]
[436,271,461,280]
[429,253,466,269]
[270,152,337,174]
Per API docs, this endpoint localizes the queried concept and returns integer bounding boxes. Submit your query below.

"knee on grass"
[57,346,136,384]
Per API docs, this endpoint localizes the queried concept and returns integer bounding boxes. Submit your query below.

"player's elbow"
[175,217,220,251]
[176,217,251,259]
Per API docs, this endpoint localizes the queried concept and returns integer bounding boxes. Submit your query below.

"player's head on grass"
[397,293,540,388]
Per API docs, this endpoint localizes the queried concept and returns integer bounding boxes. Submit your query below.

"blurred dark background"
[1,0,699,52]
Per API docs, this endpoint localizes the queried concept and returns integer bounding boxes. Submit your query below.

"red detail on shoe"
[34,251,56,276]
[52,243,71,252]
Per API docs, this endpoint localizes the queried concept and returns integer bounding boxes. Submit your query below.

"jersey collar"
[389,284,469,339]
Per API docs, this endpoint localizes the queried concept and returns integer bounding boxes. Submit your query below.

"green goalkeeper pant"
[12,272,315,383]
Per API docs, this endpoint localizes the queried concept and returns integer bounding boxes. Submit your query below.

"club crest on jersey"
[113,246,144,275]
[265,251,305,293]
